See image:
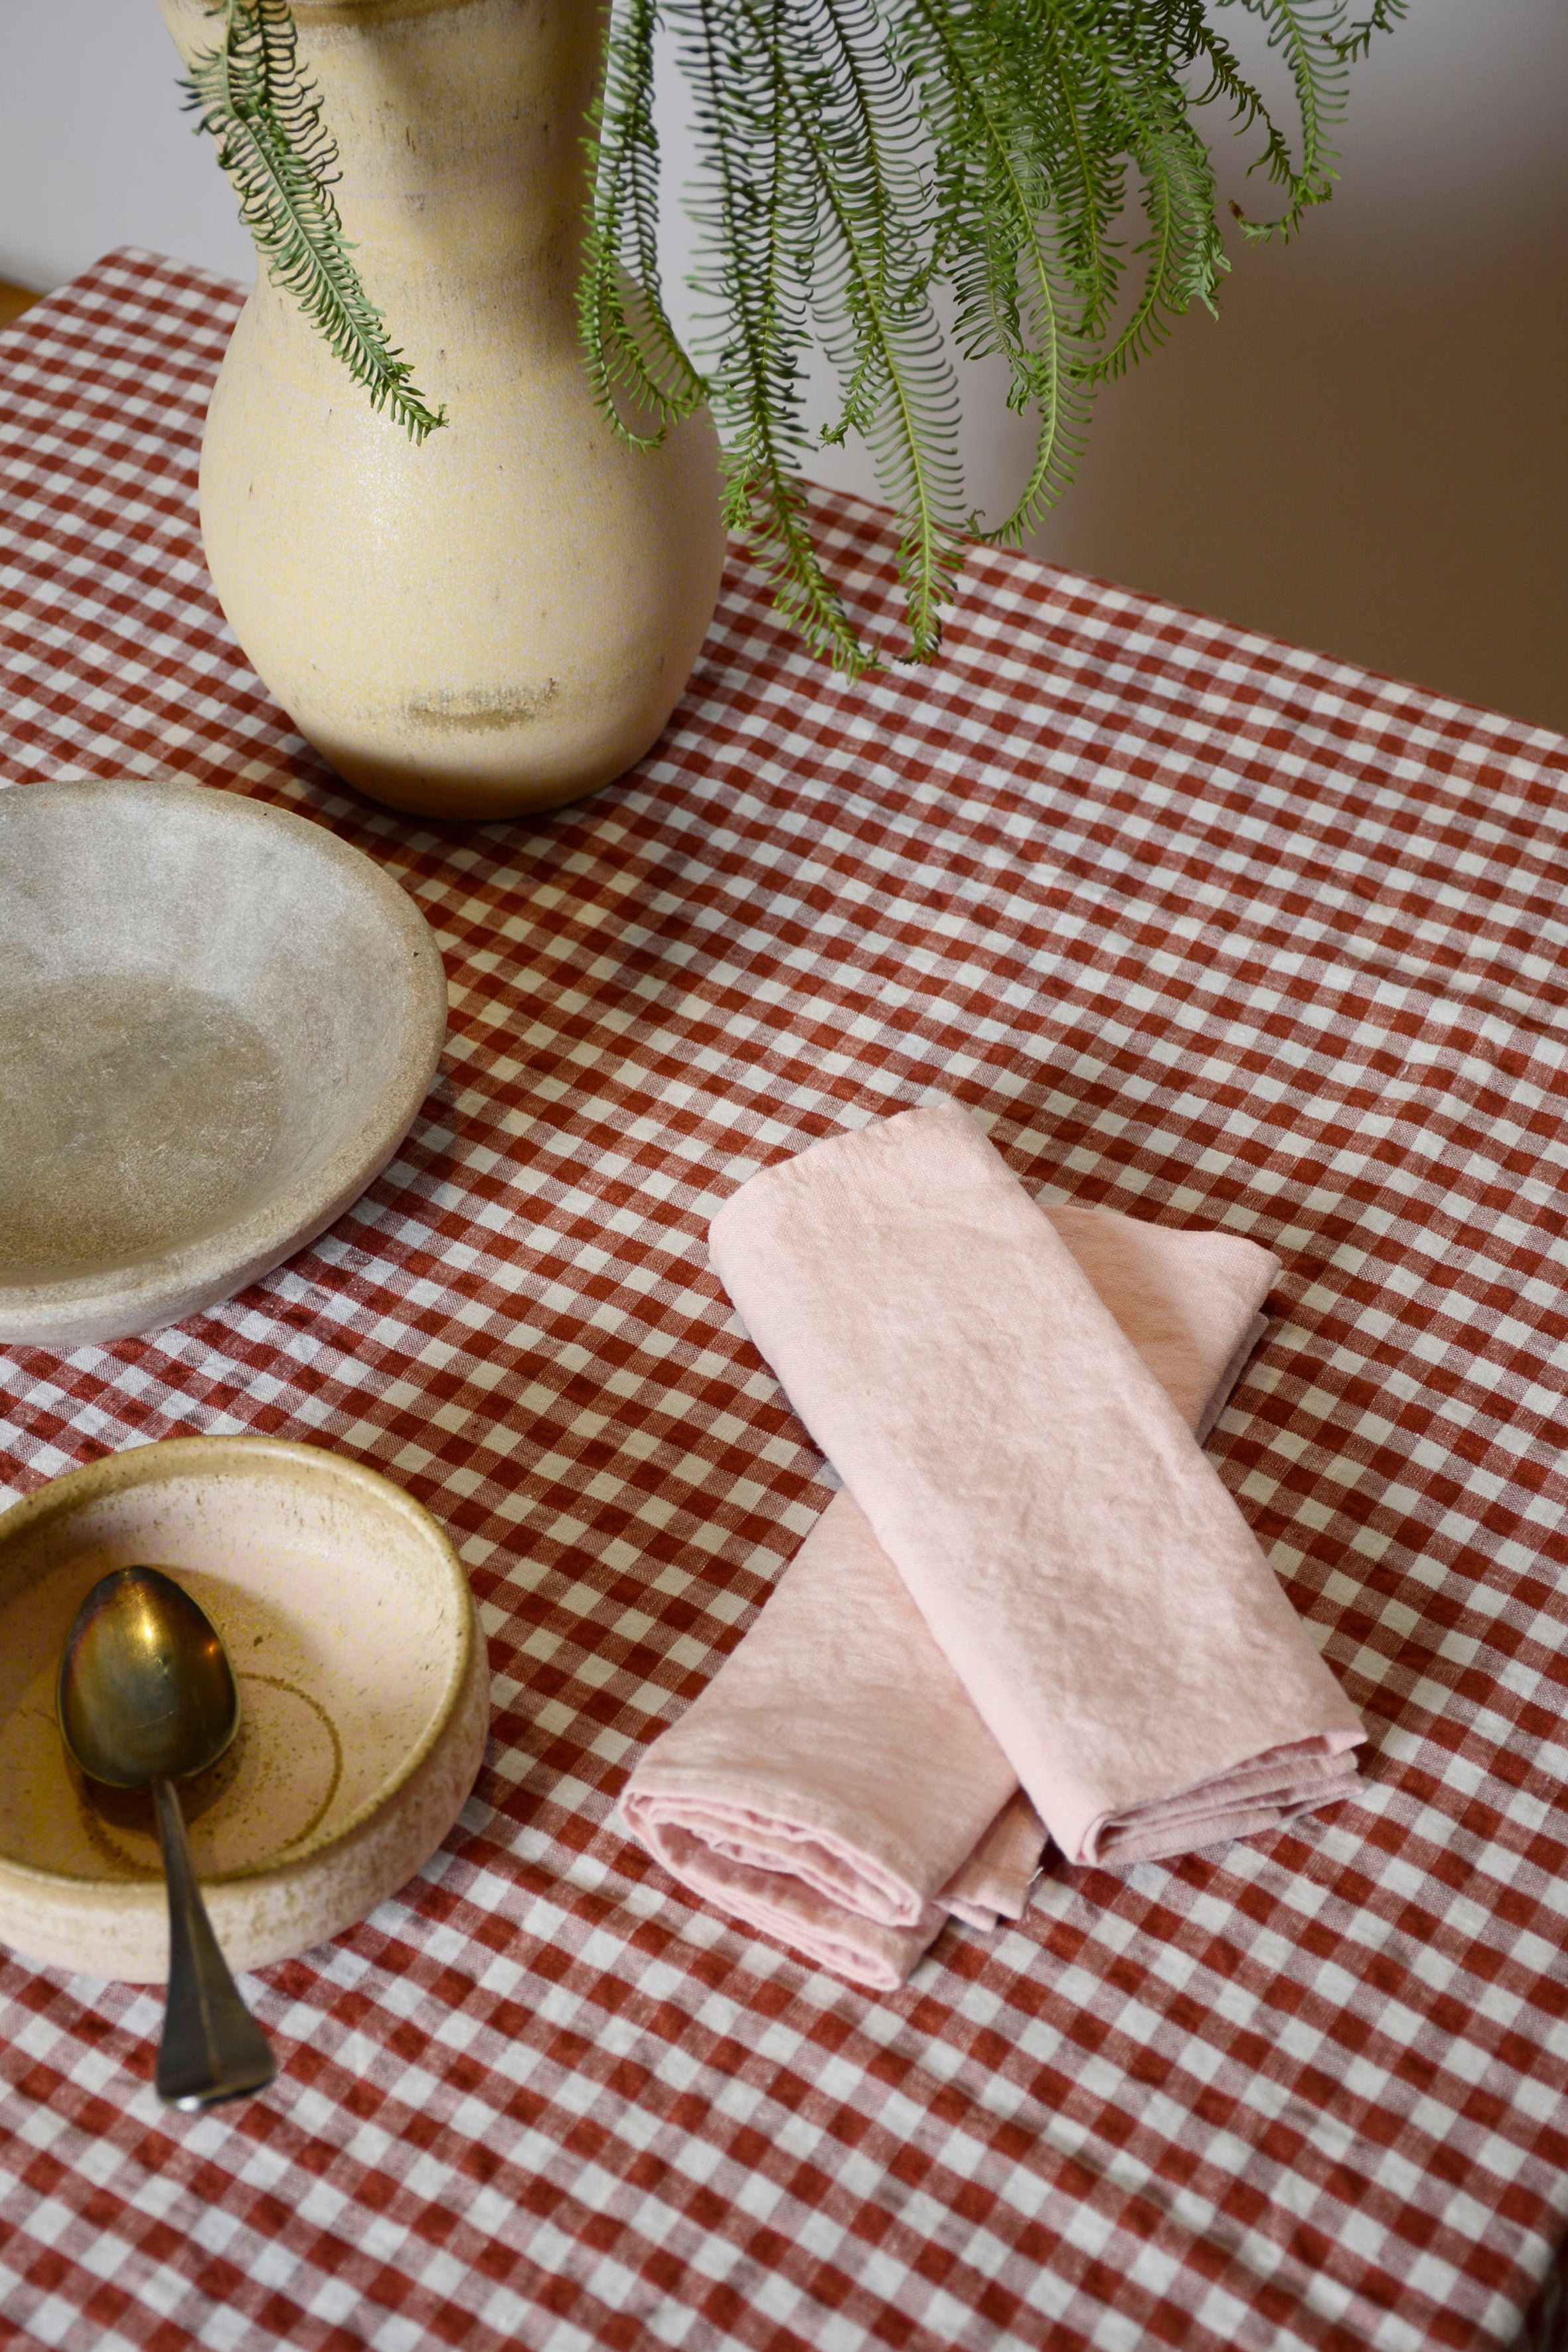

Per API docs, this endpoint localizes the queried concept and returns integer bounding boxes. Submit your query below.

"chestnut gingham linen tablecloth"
[2,248,1567,2352]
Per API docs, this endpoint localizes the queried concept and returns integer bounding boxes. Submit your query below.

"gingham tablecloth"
[1,248,1567,2352]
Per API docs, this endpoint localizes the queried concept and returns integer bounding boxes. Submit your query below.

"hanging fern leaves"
[894,0,1091,547]
[666,0,875,670]
[1335,0,1409,64]
[182,0,445,441]
[661,0,970,671]
[778,0,968,656]
[1030,4,1227,386]
[1217,0,1350,244]
[625,0,1398,659]
[582,0,708,447]
[184,0,1409,663]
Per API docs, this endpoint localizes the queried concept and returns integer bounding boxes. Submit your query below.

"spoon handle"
[151,1778,277,2110]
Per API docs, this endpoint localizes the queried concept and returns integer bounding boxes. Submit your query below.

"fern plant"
[187,0,1407,671]
[181,0,444,441]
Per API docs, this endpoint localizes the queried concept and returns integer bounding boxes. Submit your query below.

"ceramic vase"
[155,0,727,821]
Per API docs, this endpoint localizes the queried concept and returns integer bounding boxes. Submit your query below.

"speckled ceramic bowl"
[0,1437,489,1982]
[0,776,447,1346]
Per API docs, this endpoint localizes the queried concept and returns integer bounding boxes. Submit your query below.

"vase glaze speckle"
[156,0,727,822]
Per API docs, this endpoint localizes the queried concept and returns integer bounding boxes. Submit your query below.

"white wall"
[0,0,256,290]
[3,1,1565,730]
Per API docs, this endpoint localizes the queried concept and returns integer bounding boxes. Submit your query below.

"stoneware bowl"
[0,1437,490,1982]
[0,776,447,1346]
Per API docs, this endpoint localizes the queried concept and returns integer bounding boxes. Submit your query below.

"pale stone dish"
[0,776,447,1347]
[0,1437,490,1982]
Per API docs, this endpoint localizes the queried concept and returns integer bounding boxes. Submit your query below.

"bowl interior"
[0,1449,467,1886]
[0,781,431,1284]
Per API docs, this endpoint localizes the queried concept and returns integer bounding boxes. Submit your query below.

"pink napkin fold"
[622,1105,1363,1990]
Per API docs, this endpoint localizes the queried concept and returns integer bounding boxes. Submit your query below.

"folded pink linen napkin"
[621,1115,1362,1990]
[703,1101,1364,1876]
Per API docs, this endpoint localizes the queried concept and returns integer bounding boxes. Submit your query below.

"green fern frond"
[1052,5,1225,382]
[672,0,971,669]
[675,0,878,671]
[1334,0,1409,64]
[1217,0,1347,243]
[583,0,708,449]
[182,0,445,441]
[761,0,967,656]
[1034,19,1127,351]
[897,0,1090,546]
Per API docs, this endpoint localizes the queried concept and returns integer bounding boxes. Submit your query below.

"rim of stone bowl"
[0,777,449,1346]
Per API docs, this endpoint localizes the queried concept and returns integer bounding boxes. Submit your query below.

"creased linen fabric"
[625,1138,1361,1986]
[624,1484,1013,1987]
[706,1103,1364,1877]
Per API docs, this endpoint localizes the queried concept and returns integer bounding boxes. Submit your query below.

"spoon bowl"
[58,1567,239,1790]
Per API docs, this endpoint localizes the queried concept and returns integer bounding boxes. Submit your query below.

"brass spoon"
[58,1566,277,2110]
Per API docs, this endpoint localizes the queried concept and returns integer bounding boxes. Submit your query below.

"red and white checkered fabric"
[1,247,1566,2352]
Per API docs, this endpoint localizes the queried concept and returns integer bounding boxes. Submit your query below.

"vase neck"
[161,0,603,302]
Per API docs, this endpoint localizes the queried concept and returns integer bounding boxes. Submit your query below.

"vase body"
[156,0,726,821]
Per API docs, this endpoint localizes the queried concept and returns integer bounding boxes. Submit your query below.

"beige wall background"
[1026,0,1568,736]
[2,0,1564,732]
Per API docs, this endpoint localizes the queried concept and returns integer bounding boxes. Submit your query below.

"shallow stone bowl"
[0,1437,490,1982]
[0,776,447,1346]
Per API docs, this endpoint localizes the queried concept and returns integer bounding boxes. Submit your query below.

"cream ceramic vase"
[155,0,727,821]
